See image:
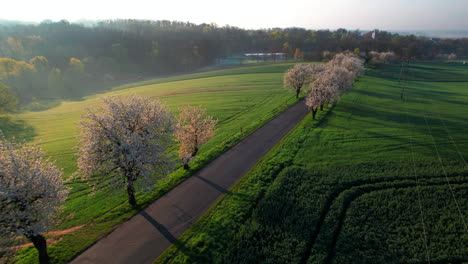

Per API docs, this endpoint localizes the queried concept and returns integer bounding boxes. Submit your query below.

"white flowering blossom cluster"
[0,137,68,261]
[329,52,365,77]
[369,51,398,65]
[284,64,322,98]
[77,95,174,206]
[174,105,217,168]
[1,95,218,261]
[304,52,364,119]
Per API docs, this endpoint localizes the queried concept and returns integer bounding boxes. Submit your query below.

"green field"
[156,61,468,264]
[2,63,305,263]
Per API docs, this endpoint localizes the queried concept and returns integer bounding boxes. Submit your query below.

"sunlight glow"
[2,0,467,30]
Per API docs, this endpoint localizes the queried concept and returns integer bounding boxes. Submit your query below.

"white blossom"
[369,51,398,65]
[379,51,397,63]
[283,64,314,98]
[306,55,357,119]
[174,105,217,168]
[76,95,174,206]
[0,136,68,261]
[328,52,365,77]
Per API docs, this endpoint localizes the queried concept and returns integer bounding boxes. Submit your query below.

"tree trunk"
[311,109,317,120]
[26,234,49,264]
[296,89,300,98]
[320,104,324,111]
[127,180,136,207]
[183,163,190,170]
[191,147,198,158]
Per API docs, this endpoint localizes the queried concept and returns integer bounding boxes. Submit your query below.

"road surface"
[71,100,309,264]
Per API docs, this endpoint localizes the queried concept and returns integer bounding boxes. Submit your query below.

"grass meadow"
[155,61,468,264]
[1,63,304,263]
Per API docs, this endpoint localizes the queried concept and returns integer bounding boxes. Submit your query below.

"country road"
[71,100,309,264]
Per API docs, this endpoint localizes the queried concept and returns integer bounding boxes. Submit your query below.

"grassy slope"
[10,64,298,177]
[2,62,308,263]
[155,61,468,264]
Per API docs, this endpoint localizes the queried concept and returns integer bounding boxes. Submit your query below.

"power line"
[423,114,467,231]
[403,62,466,231]
[405,109,431,263]
[402,64,431,263]
[435,112,467,168]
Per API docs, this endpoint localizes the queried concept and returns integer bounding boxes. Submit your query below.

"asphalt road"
[70,100,309,264]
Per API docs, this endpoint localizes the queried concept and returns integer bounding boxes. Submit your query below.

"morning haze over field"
[0,1,467,264]
[2,0,468,33]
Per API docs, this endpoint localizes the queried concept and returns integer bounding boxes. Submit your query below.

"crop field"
[156,61,468,264]
[1,63,302,263]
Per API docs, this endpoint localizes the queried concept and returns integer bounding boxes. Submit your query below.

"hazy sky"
[2,0,467,30]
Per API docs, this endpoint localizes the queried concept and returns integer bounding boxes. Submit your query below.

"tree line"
[0,56,86,104]
[0,19,467,107]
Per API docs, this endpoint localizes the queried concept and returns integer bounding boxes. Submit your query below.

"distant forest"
[0,19,467,106]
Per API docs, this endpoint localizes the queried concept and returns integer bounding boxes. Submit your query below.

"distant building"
[244,53,286,60]
[219,53,288,65]
[363,31,377,40]
[103,73,115,81]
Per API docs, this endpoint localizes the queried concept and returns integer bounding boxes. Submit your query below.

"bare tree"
[283,64,314,98]
[175,105,217,169]
[0,136,68,264]
[77,95,174,207]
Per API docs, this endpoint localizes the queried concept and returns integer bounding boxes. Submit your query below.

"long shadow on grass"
[409,82,463,96]
[364,80,462,103]
[345,103,467,142]
[354,88,399,101]
[365,68,466,108]
[328,113,468,162]
[0,115,36,142]
[367,62,468,83]
[365,65,402,81]
[328,122,438,155]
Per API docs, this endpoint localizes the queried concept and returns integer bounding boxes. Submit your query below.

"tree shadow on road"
[193,174,233,195]
[140,211,177,243]
[139,211,202,262]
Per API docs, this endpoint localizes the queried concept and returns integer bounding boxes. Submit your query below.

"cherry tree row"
[0,96,216,263]
[284,52,365,119]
